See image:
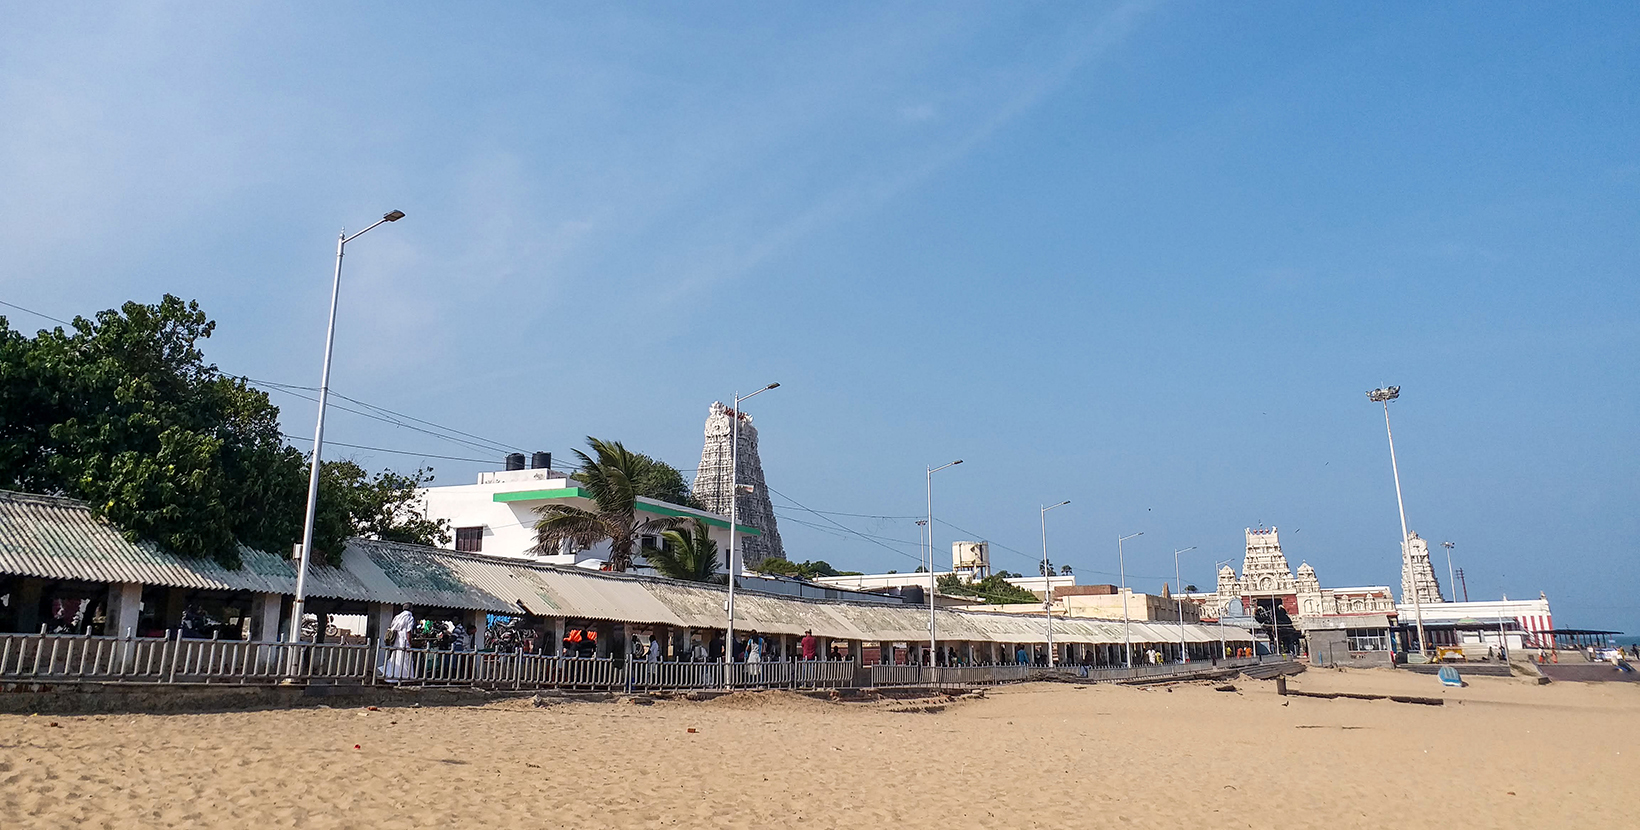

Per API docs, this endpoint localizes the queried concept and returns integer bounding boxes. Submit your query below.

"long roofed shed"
[0,489,1249,649]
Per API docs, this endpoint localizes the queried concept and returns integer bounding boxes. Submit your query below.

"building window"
[455,526,484,553]
[1346,628,1387,652]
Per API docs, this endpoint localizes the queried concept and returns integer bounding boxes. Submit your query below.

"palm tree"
[531,437,686,572]
[650,519,725,583]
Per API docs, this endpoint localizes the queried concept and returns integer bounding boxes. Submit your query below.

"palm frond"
[531,505,617,553]
[651,519,723,583]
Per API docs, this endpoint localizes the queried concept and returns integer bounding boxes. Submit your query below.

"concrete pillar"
[15,577,44,633]
[552,617,567,655]
[163,587,189,633]
[594,620,613,657]
[467,610,486,651]
[364,602,394,645]
[250,593,284,643]
[849,639,863,666]
[103,582,142,638]
[314,609,331,644]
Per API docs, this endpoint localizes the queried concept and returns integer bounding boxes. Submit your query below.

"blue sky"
[3,3,1635,630]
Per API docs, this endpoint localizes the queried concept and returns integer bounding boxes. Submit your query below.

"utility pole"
[1040,500,1070,667]
[724,383,779,688]
[1454,567,1469,603]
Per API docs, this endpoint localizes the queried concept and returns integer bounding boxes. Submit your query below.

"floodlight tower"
[1368,385,1428,660]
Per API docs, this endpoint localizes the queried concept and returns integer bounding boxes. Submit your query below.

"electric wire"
[280,433,498,464]
[0,299,72,326]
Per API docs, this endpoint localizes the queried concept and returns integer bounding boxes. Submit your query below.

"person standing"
[647,632,662,663]
[746,633,763,680]
[800,629,818,661]
[385,604,415,682]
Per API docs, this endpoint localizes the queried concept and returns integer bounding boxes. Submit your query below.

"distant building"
[416,457,758,570]
[812,540,1076,598]
[1182,526,1555,665]
[1400,531,1445,606]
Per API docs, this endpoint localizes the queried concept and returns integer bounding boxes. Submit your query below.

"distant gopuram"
[1400,531,1446,605]
[693,402,785,567]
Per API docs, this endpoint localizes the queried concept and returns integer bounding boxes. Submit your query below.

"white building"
[416,463,759,571]
[1397,594,1555,652]
[813,541,1076,597]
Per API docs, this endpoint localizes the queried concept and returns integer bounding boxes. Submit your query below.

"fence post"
[163,630,179,684]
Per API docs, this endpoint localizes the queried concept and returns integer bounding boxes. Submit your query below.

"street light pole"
[725,383,779,686]
[926,460,963,671]
[290,210,404,651]
[1214,558,1233,660]
[1040,500,1070,667]
[1118,531,1143,667]
[1369,385,1428,660]
[1173,546,1196,663]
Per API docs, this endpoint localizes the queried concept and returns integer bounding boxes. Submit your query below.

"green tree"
[0,297,451,566]
[936,573,1042,604]
[532,437,688,571]
[753,557,857,579]
[0,298,306,565]
[649,518,724,583]
[310,460,451,559]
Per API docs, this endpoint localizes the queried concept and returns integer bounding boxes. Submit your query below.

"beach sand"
[3,668,1636,828]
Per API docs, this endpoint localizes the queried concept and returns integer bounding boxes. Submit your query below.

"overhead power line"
[764,483,925,567]
[281,433,497,464]
[0,299,72,326]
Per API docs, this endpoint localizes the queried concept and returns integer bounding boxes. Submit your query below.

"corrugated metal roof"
[0,491,290,593]
[530,568,689,626]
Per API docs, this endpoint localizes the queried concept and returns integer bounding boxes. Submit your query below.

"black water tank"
[504,453,525,471]
[531,451,551,470]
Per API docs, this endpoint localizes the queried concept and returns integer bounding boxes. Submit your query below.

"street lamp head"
[1367,386,1400,403]
[383,210,406,222]
[764,382,780,390]
[952,459,964,465]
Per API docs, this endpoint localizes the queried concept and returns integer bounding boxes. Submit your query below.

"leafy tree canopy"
[936,573,1042,605]
[753,557,859,579]
[0,297,448,566]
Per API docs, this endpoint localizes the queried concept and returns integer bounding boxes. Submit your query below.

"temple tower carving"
[1241,527,1297,596]
[1400,531,1445,605]
[693,402,785,567]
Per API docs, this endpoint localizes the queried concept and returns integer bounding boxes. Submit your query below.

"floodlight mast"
[1368,385,1428,660]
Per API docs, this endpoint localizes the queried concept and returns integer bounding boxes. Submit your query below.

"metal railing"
[866,663,1030,687]
[0,632,1265,693]
[1,633,875,693]
[865,656,1267,687]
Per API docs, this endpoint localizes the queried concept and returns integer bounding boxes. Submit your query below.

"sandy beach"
[3,669,1637,829]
